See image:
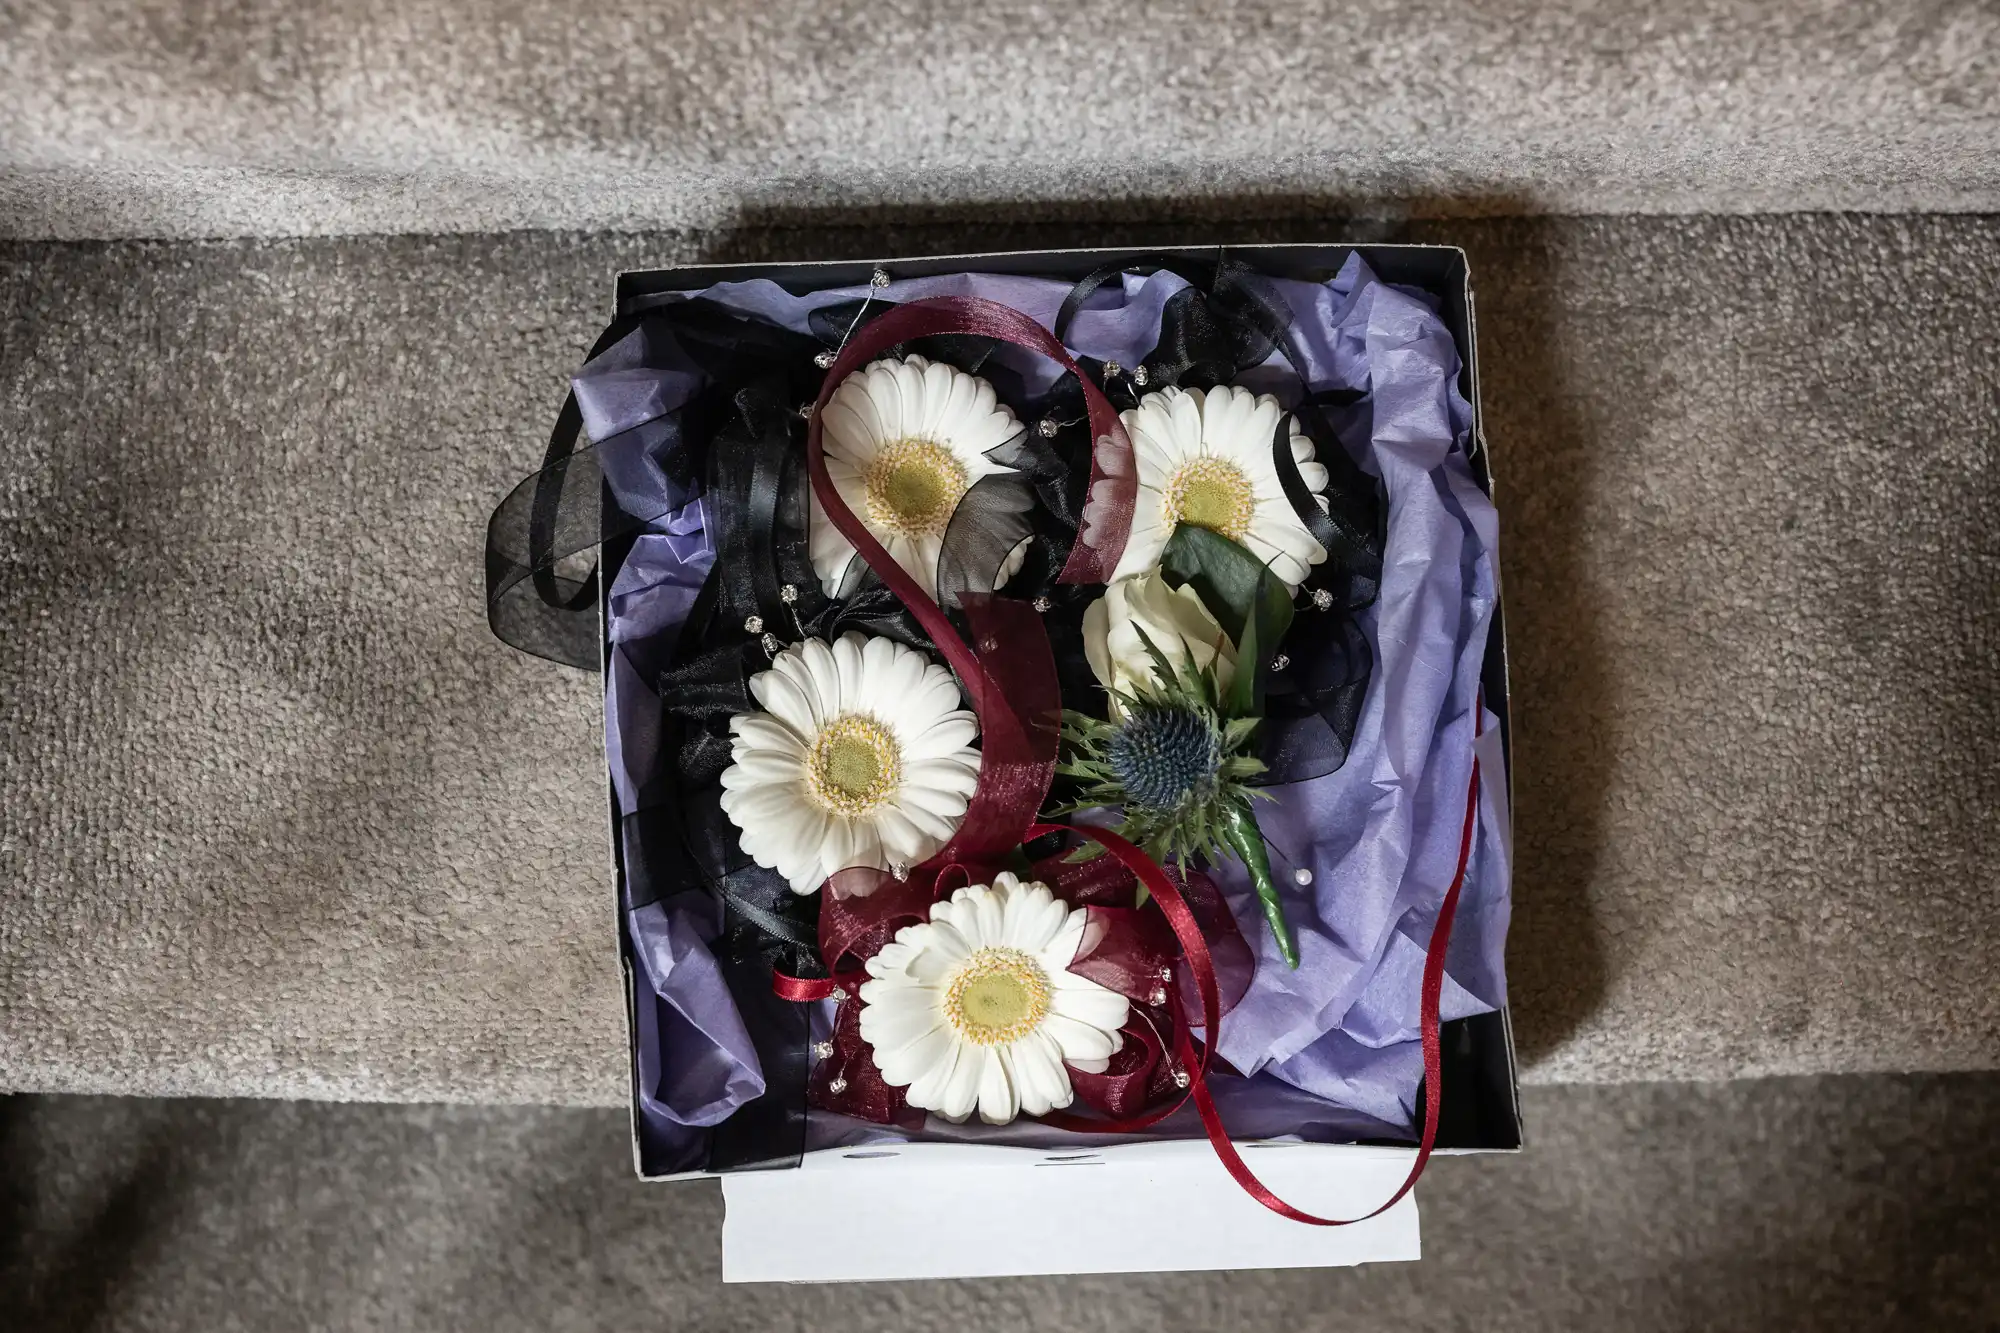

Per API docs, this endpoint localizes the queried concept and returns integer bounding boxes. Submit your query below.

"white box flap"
[721,1141,1420,1281]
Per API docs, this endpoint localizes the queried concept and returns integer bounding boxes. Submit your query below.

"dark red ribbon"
[1184,727,1481,1226]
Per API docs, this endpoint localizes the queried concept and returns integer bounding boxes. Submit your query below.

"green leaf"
[1225,606,1260,717]
[1128,624,1183,698]
[1159,526,1296,717]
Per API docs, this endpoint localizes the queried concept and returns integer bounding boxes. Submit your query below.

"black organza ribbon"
[485,314,648,669]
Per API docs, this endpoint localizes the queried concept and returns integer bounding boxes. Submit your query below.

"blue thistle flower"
[1106,705,1222,813]
[1054,622,1298,966]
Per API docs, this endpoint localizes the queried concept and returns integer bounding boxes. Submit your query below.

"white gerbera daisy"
[1113,384,1331,592]
[812,354,1027,599]
[718,633,981,895]
[858,873,1131,1125]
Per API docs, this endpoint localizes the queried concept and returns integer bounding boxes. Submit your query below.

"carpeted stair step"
[2,1,1997,240]
[2,213,1994,1106]
[5,1073,1998,1325]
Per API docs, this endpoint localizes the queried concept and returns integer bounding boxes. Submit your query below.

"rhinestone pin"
[1172,1067,1192,1089]
[1149,986,1169,1007]
[779,584,799,604]
[1310,588,1334,610]
[1032,595,1053,613]
[797,401,815,420]
[744,614,764,634]
[869,268,892,289]
[829,1076,849,1095]
[1036,417,1060,438]
[1131,364,1151,387]
[813,349,837,369]
[812,1040,834,1060]
[760,632,782,655]
[1293,867,1314,887]
[891,861,910,882]
[1101,359,1123,380]
[1270,653,1290,671]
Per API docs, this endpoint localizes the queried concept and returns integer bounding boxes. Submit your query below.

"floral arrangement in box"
[486,251,1509,1222]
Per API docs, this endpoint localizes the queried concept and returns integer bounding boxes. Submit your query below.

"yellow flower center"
[806,713,902,816]
[1164,456,1255,541]
[942,947,1051,1046]
[864,437,971,537]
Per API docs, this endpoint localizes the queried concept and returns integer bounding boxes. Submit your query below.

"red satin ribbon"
[1183,730,1481,1226]
[771,972,840,1003]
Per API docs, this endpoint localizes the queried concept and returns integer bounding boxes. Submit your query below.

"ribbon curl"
[783,296,1131,1122]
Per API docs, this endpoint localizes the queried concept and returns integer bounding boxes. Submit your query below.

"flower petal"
[1039,914,1089,973]
[904,757,980,798]
[816,817,859,876]
[892,790,963,840]
[859,634,901,695]
[1014,890,1072,955]
[1200,383,1249,451]
[749,666,820,739]
[1081,592,1115,694]
[904,712,978,760]
[821,399,877,459]
[858,990,945,1055]
[841,817,886,874]
[976,1044,1020,1124]
[870,805,929,863]
[793,637,843,721]
[1243,391,1284,450]
[865,939,917,979]
[731,712,807,757]
[966,884,1006,946]
[715,781,796,829]
[1167,386,1205,452]
[829,632,867,707]
[917,357,957,436]
[938,1043,986,1121]
[873,1021,953,1089]
[999,881,1058,951]
[904,1036,961,1109]
[1042,1012,1120,1063]
[1050,983,1130,1033]
[907,927,972,983]
[1109,505,1172,582]
[1009,1029,1073,1115]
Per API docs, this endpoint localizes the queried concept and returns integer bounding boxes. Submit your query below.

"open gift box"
[494,244,1521,1280]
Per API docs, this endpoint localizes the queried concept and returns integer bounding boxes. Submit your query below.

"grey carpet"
[2,214,1998,1105]
[4,1073,1998,1329]
[3,2,1998,240]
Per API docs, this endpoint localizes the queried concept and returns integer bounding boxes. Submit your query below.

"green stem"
[1219,800,1299,969]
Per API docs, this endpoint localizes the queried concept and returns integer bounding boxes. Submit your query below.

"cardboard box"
[600,245,1520,1280]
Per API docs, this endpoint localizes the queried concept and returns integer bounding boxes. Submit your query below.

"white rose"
[1082,570,1237,712]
